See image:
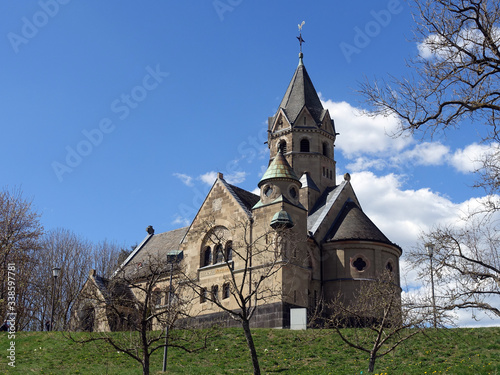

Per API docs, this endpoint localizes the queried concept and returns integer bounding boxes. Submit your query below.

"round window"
[289,186,297,199]
[264,185,273,197]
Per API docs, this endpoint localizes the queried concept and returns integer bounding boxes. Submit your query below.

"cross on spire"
[297,21,305,53]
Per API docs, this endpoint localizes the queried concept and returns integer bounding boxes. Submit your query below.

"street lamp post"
[425,243,437,329]
[50,267,61,331]
[162,262,174,372]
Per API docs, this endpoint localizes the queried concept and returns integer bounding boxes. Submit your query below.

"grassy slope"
[1,327,499,374]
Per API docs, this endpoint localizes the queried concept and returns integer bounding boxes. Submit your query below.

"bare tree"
[359,0,500,320]
[0,187,43,329]
[323,271,427,373]
[415,220,500,318]
[24,229,126,331]
[182,217,300,375]
[69,254,209,375]
[360,0,500,143]
[92,239,124,279]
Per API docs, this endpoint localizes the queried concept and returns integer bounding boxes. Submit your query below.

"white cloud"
[449,142,499,174]
[396,142,450,166]
[345,157,389,172]
[173,173,194,187]
[322,100,412,158]
[172,214,190,227]
[225,171,247,184]
[199,171,218,186]
[198,170,248,186]
[417,28,487,61]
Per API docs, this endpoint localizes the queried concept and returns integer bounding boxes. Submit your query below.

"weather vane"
[297,21,305,53]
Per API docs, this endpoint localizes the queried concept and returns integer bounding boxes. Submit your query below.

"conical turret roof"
[258,151,300,187]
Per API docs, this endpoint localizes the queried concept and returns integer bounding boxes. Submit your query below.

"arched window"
[322,142,329,157]
[211,285,219,301]
[200,288,207,303]
[300,139,310,152]
[222,283,230,299]
[278,140,287,154]
[153,288,162,307]
[203,246,212,267]
[386,261,394,272]
[225,241,233,261]
[215,244,224,264]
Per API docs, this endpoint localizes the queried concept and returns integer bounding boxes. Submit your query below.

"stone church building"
[72,50,402,331]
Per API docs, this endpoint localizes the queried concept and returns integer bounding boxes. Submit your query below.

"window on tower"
[278,140,287,154]
[300,139,310,152]
[323,142,329,157]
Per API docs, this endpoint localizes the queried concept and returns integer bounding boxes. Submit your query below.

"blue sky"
[1,1,497,325]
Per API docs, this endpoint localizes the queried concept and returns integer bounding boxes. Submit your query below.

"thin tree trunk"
[142,355,150,375]
[368,353,376,373]
[242,319,261,375]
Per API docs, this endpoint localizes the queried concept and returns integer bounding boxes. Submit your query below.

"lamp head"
[52,267,61,278]
[425,243,435,257]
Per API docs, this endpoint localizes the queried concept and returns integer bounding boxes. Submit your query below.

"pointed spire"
[276,61,324,125]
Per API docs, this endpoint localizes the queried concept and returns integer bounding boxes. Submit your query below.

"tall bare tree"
[416,221,500,318]
[323,271,427,373]
[182,217,301,375]
[0,187,43,329]
[24,229,126,331]
[360,0,500,143]
[359,0,500,320]
[70,254,209,375]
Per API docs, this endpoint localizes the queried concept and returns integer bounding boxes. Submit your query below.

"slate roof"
[223,181,260,217]
[325,201,399,249]
[274,58,326,125]
[87,273,136,306]
[117,227,189,280]
[299,172,319,192]
[307,181,348,234]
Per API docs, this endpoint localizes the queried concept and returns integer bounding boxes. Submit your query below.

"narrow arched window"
[211,285,219,301]
[215,244,224,264]
[300,139,310,152]
[278,140,287,154]
[203,246,212,267]
[222,283,230,299]
[153,288,162,307]
[322,142,329,157]
[225,241,233,261]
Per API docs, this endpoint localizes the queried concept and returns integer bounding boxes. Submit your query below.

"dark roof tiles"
[276,62,325,125]
[326,201,395,246]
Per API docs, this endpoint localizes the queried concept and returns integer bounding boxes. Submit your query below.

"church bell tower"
[267,49,337,211]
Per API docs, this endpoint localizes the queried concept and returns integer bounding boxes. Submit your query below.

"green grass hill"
[1,327,499,374]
